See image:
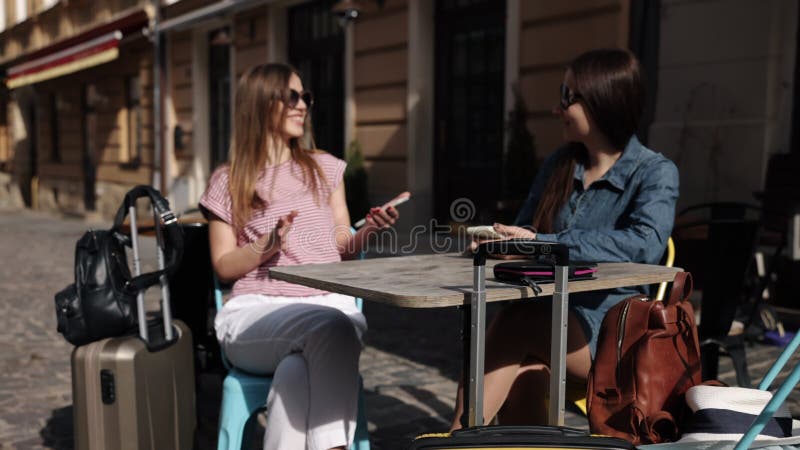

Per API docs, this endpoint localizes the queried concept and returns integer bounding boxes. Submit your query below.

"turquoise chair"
[214,236,371,450]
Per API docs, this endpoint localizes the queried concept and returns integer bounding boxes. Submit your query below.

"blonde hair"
[227,63,326,232]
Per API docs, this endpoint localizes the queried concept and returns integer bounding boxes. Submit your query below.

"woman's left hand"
[365,205,399,229]
[493,223,537,240]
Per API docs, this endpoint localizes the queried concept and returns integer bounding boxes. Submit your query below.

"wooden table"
[271,253,682,426]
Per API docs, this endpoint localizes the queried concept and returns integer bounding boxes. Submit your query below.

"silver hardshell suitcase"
[72,193,195,450]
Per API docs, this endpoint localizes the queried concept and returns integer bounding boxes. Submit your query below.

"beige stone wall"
[648,0,797,209]
[7,91,35,207]
[233,6,268,80]
[517,0,630,162]
[29,40,154,217]
[0,95,24,207]
[353,0,409,202]
[0,171,24,208]
[170,30,194,163]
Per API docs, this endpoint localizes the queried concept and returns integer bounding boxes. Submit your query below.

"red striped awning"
[5,31,122,89]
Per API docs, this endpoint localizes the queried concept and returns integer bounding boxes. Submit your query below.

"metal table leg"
[548,265,569,426]
[464,264,487,427]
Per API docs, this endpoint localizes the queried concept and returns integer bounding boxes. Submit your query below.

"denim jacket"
[515,136,679,265]
[513,136,679,354]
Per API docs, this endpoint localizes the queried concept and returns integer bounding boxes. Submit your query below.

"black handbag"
[493,260,597,295]
[54,185,183,346]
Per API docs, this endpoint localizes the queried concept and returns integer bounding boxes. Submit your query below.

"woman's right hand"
[493,223,537,240]
[268,210,298,252]
[468,236,504,253]
[467,223,537,253]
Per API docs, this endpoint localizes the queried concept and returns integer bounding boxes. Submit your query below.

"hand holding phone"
[354,191,411,228]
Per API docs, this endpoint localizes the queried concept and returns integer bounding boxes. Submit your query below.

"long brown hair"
[228,63,326,232]
[532,48,644,233]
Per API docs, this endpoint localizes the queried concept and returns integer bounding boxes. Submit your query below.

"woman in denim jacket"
[451,48,679,427]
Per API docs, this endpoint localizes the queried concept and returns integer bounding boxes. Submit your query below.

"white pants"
[215,293,367,450]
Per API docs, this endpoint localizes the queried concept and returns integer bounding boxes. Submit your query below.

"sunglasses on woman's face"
[559,83,581,111]
[286,89,314,109]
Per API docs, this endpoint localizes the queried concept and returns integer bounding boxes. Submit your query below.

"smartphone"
[354,191,411,228]
[466,225,504,240]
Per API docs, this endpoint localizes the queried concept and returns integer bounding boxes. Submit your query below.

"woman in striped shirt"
[200,63,398,450]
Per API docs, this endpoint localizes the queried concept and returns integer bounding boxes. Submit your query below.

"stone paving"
[2,208,800,449]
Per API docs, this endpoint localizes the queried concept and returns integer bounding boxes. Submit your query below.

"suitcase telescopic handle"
[112,185,184,289]
[474,239,569,267]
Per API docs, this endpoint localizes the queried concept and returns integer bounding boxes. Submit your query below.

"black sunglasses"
[285,89,314,109]
[559,83,581,110]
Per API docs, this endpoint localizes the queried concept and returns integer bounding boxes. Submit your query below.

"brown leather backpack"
[587,272,701,445]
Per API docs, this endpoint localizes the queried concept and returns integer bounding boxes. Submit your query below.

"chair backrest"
[655,236,676,301]
[760,153,800,233]
[674,204,761,339]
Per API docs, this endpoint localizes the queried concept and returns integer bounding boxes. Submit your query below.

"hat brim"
[639,421,800,449]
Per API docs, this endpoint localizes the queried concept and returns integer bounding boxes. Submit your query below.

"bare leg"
[450,300,592,430]
[496,360,550,425]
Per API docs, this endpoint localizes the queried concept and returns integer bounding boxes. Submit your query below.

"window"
[434,0,506,220]
[15,0,27,24]
[125,75,141,164]
[288,0,344,158]
[50,93,60,162]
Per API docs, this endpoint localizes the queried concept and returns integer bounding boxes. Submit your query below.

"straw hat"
[641,385,800,450]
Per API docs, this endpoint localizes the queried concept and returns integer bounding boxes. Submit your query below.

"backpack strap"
[666,272,693,307]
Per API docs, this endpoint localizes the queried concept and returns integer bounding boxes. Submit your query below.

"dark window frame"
[49,93,61,163]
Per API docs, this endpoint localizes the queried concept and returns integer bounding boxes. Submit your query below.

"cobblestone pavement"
[2,208,800,449]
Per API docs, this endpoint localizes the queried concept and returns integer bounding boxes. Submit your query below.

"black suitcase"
[409,426,636,449]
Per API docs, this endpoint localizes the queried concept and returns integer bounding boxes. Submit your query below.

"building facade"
[0,0,155,217]
[156,0,637,227]
[0,0,797,226]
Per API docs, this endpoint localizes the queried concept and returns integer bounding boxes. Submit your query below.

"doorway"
[288,0,345,158]
[22,96,39,209]
[81,84,96,211]
[434,0,506,222]
[209,27,232,170]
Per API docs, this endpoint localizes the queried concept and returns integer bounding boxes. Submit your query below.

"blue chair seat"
[214,278,370,450]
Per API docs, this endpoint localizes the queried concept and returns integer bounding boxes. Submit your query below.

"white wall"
[41,0,59,11]
[14,0,26,23]
[649,0,798,209]
[0,0,6,32]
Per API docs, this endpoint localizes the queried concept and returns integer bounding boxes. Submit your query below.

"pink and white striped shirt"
[200,151,346,297]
